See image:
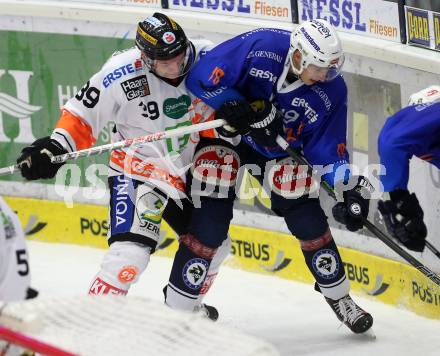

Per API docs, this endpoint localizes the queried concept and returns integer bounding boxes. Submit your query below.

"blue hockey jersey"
[378,101,440,191]
[186,28,350,187]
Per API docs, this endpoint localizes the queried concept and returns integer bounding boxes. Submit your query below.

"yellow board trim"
[6,196,440,319]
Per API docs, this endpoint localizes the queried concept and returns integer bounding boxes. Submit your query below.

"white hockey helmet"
[408,85,440,105]
[289,19,344,82]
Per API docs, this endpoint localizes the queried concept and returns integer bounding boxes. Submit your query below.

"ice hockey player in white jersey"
[0,196,39,355]
[0,196,34,301]
[15,13,229,320]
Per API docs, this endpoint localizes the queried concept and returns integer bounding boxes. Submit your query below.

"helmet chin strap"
[288,48,304,78]
[279,53,300,88]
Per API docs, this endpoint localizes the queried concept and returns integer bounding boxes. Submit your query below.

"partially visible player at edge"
[15,13,230,321]
[184,20,374,333]
[378,85,440,252]
[0,196,38,355]
[0,196,38,301]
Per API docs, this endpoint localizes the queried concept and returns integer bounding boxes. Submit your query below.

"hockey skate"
[163,286,219,321]
[194,303,219,322]
[325,295,373,334]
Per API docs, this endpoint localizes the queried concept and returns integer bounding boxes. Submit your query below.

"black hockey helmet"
[136,13,189,60]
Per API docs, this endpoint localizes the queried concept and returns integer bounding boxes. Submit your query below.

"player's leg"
[162,193,232,320]
[283,199,372,333]
[266,158,373,333]
[89,175,168,295]
[164,138,238,317]
[196,236,232,304]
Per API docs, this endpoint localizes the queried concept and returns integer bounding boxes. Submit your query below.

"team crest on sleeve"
[312,249,339,280]
[182,258,209,290]
[208,66,224,85]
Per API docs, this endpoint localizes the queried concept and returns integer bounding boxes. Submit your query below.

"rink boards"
[6,195,440,320]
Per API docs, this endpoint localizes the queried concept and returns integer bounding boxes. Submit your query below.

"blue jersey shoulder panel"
[186,28,290,109]
[379,101,440,191]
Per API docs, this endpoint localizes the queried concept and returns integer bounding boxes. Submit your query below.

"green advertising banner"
[0,30,132,185]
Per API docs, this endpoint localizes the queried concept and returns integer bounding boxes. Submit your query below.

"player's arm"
[186,45,247,139]
[301,85,351,188]
[376,105,432,251]
[16,66,114,180]
[51,76,105,153]
[379,86,440,192]
[188,33,283,141]
[302,86,373,232]
[188,72,281,142]
[377,106,440,192]
[185,38,247,110]
[377,126,411,192]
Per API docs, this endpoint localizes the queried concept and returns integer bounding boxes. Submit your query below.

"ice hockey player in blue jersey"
[378,85,440,252]
[173,20,374,334]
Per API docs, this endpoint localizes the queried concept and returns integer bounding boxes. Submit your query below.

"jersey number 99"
[75,81,101,109]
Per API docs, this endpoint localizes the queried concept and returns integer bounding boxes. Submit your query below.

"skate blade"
[353,327,376,341]
[363,328,376,340]
[337,322,376,340]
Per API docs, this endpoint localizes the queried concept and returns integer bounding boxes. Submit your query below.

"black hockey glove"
[215,100,253,138]
[17,137,67,180]
[332,176,374,232]
[248,99,284,147]
[377,190,427,252]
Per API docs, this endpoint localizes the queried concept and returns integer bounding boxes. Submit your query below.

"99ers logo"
[268,157,315,198]
[118,265,138,284]
[191,145,240,186]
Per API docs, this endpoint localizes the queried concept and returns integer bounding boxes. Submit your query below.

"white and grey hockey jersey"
[51,40,215,197]
[0,197,30,301]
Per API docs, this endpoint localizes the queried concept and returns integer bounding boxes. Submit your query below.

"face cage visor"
[289,45,345,83]
[305,54,345,82]
[138,44,195,80]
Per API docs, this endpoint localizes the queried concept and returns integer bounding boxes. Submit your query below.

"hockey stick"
[0,119,226,176]
[275,135,440,287]
[426,241,440,259]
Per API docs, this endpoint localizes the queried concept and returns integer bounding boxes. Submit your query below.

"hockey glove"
[17,137,67,180]
[248,99,284,148]
[215,100,253,138]
[377,190,427,252]
[332,176,373,232]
